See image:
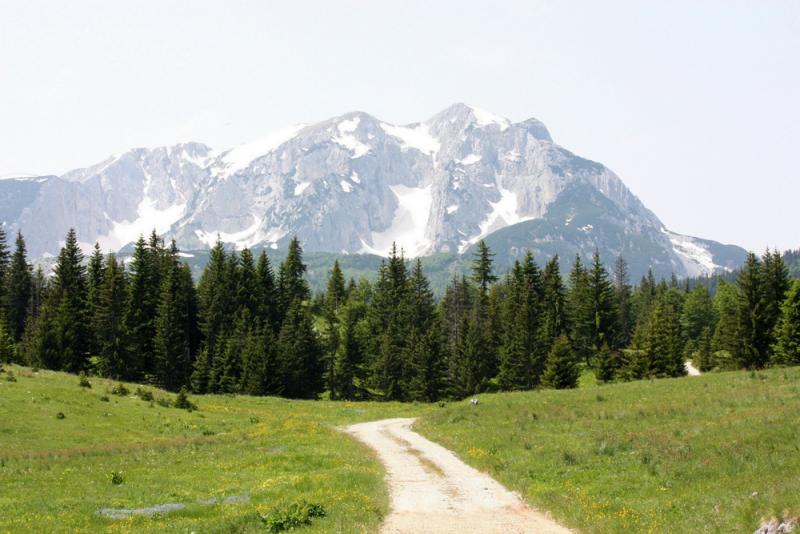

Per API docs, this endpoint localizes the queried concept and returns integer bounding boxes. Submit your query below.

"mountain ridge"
[0,103,746,278]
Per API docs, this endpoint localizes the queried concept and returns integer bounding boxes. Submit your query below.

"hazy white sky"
[1,1,798,251]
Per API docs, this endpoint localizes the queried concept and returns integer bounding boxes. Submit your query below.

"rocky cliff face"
[0,103,745,277]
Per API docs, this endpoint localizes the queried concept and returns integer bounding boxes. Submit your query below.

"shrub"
[109,471,124,485]
[78,372,91,388]
[174,387,197,411]
[135,387,154,402]
[5,371,16,382]
[111,383,129,396]
[155,397,172,408]
[99,395,110,402]
[55,412,65,419]
[258,501,326,533]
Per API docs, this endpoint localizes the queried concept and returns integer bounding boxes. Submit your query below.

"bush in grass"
[109,471,124,485]
[111,383,129,396]
[78,372,91,388]
[135,387,153,401]
[155,396,172,408]
[5,370,16,382]
[55,412,65,419]
[99,395,110,402]
[174,387,197,411]
[258,501,326,533]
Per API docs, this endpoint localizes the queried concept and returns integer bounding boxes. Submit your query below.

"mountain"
[0,103,746,278]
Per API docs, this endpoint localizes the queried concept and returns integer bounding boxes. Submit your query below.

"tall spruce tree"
[278,237,310,320]
[761,249,790,358]
[94,254,129,378]
[541,256,568,354]
[276,299,323,398]
[86,243,106,355]
[369,245,411,400]
[51,229,89,372]
[643,295,686,377]
[192,238,233,392]
[0,226,9,306]
[613,256,634,347]
[153,245,198,391]
[471,240,497,295]
[567,255,594,363]
[125,236,160,379]
[588,250,618,352]
[255,250,279,329]
[4,232,32,341]
[737,252,769,368]
[405,259,442,402]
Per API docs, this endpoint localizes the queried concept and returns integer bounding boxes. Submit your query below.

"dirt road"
[345,418,571,534]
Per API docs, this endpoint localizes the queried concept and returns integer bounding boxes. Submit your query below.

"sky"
[1,1,798,252]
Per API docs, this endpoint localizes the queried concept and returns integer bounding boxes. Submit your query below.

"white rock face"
[0,104,742,276]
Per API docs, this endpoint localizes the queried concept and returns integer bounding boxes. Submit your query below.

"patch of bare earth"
[346,418,572,534]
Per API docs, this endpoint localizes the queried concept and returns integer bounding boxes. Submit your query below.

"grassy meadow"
[0,364,426,533]
[417,367,800,533]
[2,363,798,533]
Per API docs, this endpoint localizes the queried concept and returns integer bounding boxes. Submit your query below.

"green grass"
[0,364,427,533]
[416,367,800,533]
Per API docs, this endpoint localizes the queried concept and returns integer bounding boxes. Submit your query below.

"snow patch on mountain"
[456,154,482,165]
[294,181,311,196]
[459,187,531,253]
[333,117,370,158]
[664,229,718,277]
[96,169,186,250]
[360,184,432,257]
[217,124,306,178]
[380,123,440,156]
[468,105,510,131]
[340,180,353,193]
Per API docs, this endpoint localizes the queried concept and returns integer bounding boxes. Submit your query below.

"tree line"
[1,228,798,401]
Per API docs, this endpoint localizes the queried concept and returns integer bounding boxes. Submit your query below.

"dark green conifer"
[542,334,579,389]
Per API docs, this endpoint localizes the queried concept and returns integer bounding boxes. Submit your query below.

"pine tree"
[541,256,568,354]
[761,248,790,359]
[773,280,800,365]
[236,248,258,319]
[369,245,411,400]
[588,250,618,352]
[542,334,579,389]
[255,250,279,329]
[681,285,716,343]
[3,232,32,341]
[471,240,497,295]
[330,301,366,400]
[712,279,742,365]
[613,256,634,347]
[240,326,279,395]
[405,259,442,402]
[153,244,198,391]
[276,300,323,398]
[643,295,686,377]
[567,255,594,363]
[86,243,106,355]
[51,229,88,372]
[94,254,129,378]
[125,236,159,379]
[0,226,10,301]
[323,260,347,394]
[217,309,249,393]
[737,252,769,368]
[192,238,234,392]
[595,342,618,383]
[278,237,310,319]
[22,299,59,369]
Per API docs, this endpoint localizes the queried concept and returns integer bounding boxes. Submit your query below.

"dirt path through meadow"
[346,418,571,534]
